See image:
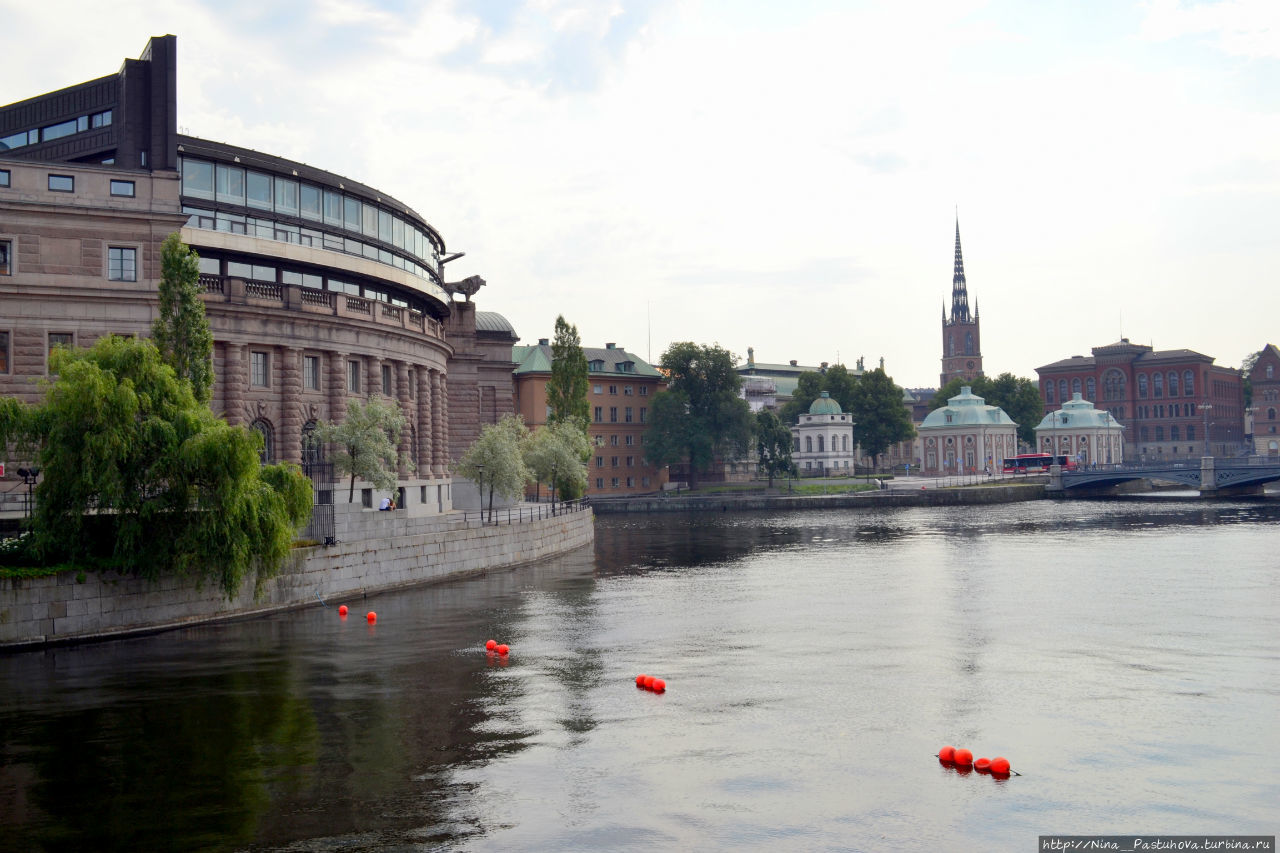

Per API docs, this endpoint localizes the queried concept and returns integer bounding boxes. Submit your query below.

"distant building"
[917,386,1017,475]
[1248,343,1280,456]
[1036,339,1244,460]
[512,340,666,496]
[1032,393,1125,465]
[734,348,859,410]
[791,392,856,476]
[940,220,983,387]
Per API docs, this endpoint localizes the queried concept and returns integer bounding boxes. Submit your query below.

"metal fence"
[461,499,590,526]
[302,461,336,546]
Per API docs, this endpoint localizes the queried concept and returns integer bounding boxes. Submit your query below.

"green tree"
[645,342,753,489]
[152,233,214,404]
[822,364,860,413]
[931,373,1043,447]
[779,365,857,424]
[849,367,916,466]
[455,414,531,521]
[755,409,795,488]
[524,419,589,513]
[546,315,590,431]
[0,336,311,598]
[314,397,408,503]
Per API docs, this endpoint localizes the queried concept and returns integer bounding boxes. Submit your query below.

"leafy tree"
[524,419,589,512]
[314,397,408,503]
[152,233,214,404]
[455,415,531,521]
[0,336,311,598]
[931,373,1043,446]
[755,409,795,487]
[645,342,753,489]
[546,315,590,431]
[822,364,860,413]
[849,367,916,465]
[779,372,824,424]
[1241,350,1262,407]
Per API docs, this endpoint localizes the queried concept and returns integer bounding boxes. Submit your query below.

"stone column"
[367,357,381,400]
[328,351,348,423]
[396,360,412,478]
[430,370,445,477]
[280,346,302,464]
[424,366,440,473]
[224,343,245,426]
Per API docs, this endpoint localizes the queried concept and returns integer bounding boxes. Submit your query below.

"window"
[625,407,633,423]
[1138,374,1148,398]
[250,419,274,464]
[594,406,602,423]
[610,407,618,422]
[1187,425,1195,440]
[1171,426,1180,440]
[593,384,602,394]
[0,331,9,373]
[48,174,74,192]
[1071,378,1081,396]
[215,164,245,203]
[108,247,137,281]
[300,355,320,391]
[1086,377,1096,399]
[251,351,269,387]
[1045,381,1055,405]
[1183,370,1194,396]
[381,364,392,396]
[105,179,136,198]
[640,407,647,423]
[91,110,112,128]
[274,177,299,215]
[610,435,619,446]
[625,435,634,446]
[611,456,618,467]
[302,420,324,466]
[594,435,603,446]
[639,386,648,396]
[596,478,604,489]
[1168,372,1178,396]
[611,478,620,488]
[596,457,603,468]
[300,184,322,221]
[0,169,10,188]
[626,456,634,467]
[181,159,213,198]
[624,386,633,396]
[806,436,813,452]
[1155,426,1164,441]
[1153,373,1163,398]
[362,203,378,238]
[1057,380,1067,402]
[609,385,617,395]
[246,171,272,209]
[348,359,362,392]
[0,240,9,275]
[48,332,73,356]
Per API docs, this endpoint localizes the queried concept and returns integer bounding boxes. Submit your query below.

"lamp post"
[475,463,486,523]
[16,467,39,518]
[1198,403,1212,458]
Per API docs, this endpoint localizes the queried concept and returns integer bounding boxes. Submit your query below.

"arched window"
[1138,373,1148,398]
[1153,373,1163,398]
[250,418,274,465]
[805,436,812,453]
[1168,372,1178,396]
[1086,377,1096,399]
[1171,425,1180,440]
[965,332,974,355]
[842,434,849,452]
[1269,408,1276,421]
[1103,369,1126,402]
[793,437,799,452]
[301,419,323,468]
[1058,379,1068,402]
[817,435,825,452]
[1071,378,1081,396]
[1183,370,1194,396]
[1268,365,1274,379]
[1045,381,1055,405]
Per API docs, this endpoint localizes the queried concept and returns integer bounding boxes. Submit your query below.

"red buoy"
[975,757,991,773]
[338,605,348,616]
[485,639,497,651]
[938,745,955,763]
[953,748,973,766]
[652,678,666,692]
[989,757,1011,776]
[366,611,377,624]
[497,644,509,655]
[642,675,655,689]
[636,674,648,687]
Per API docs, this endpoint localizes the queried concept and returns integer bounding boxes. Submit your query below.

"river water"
[0,498,1276,851]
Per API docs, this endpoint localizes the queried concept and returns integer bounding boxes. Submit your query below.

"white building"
[917,386,1018,474]
[791,392,856,476]
[1033,392,1125,465]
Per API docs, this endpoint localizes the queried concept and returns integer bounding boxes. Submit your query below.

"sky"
[5,0,1279,389]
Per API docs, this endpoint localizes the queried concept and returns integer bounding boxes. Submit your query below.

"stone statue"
[445,275,486,302]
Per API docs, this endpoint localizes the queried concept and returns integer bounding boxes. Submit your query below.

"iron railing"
[461,499,590,526]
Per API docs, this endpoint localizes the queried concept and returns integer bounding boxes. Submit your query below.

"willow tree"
[524,419,589,512]
[455,415,531,522]
[152,233,214,404]
[314,397,408,502]
[0,336,312,597]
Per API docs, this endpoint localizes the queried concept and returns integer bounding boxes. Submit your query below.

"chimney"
[606,342,616,349]
[821,361,828,369]
[538,338,549,346]
[789,360,798,367]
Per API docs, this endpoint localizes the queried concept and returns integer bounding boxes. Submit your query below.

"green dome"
[808,392,843,415]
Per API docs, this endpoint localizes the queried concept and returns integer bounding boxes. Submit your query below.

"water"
[0,499,1276,851]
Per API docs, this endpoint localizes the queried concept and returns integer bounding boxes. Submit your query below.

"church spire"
[950,217,971,323]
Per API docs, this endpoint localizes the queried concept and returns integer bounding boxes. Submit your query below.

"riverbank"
[590,482,1046,513]
[0,503,595,649]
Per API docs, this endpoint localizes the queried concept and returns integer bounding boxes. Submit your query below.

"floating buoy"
[952,748,973,767]
[974,757,991,773]
[338,605,348,617]
[989,757,1011,776]
[497,644,509,655]
[485,639,497,651]
[366,611,377,624]
[938,745,955,763]
[652,678,666,692]
[642,675,656,689]
[636,674,648,687]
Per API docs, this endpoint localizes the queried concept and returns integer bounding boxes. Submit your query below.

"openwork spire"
[950,218,971,323]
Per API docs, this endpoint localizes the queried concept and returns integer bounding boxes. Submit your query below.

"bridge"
[1049,457,1280,496]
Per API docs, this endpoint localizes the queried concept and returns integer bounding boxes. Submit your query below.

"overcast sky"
[6,0,1278,388]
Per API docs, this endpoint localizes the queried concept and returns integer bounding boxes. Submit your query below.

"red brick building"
[1247,343,1280,455]
[1036,339,1244,460]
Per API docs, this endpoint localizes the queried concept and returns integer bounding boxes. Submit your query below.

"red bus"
[1001,453,1077,473]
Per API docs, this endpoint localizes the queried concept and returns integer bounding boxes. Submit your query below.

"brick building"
[1036,339,1244,460]
[1247,343,1280,456]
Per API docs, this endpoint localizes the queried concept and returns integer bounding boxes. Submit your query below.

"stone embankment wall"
[590,484,1046,513]
[0,504,594,649]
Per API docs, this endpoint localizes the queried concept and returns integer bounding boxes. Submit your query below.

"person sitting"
[379,497,391,511]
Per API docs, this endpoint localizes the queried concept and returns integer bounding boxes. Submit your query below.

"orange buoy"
[497,644,509,655]
[338,605,348,616]
[642,675,656,689]
[485,639,497,651]
[938,745,955,763]
[974,757,991,773]
[989,757,1011,776]
[953,748,973,766]
[636,674,648,687]
[366,611,377,624]
[652,678,666,692]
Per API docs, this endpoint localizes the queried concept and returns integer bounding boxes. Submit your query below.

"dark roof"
[475,311,517,336]
[1039,345,1215,373]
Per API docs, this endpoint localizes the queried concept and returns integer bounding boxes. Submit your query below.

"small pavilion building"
[792,392,856,476]
[1033,393,1125,465]
[917,386,1018,474]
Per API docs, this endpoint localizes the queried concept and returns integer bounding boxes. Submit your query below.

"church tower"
[940,218,983,387]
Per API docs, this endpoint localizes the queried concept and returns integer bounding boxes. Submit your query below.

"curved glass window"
[182,159,214,199]
[216,164,244,203]
[246,171,272,210]
[362,202,378,238]
[300,184,321,221]
[324,189,343,225]
[343,196,361,230]
[274,177,299,215]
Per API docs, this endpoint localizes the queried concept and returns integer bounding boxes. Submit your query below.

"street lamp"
[475,463,486,523]
[1198,403,1212,458]
[16,466,39,518]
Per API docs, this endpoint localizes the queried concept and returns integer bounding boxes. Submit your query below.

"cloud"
[1139,0,1280,59]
